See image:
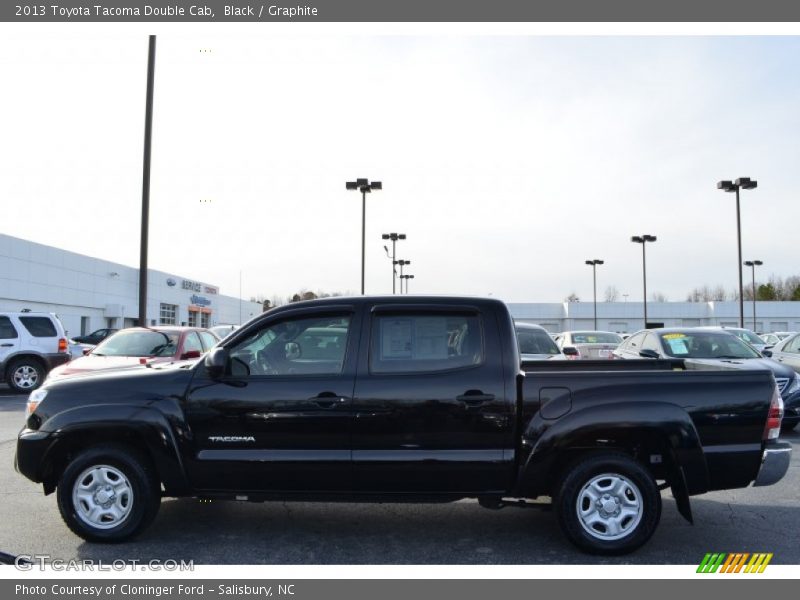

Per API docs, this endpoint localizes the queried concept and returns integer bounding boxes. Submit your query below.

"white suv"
[0,312,70,393]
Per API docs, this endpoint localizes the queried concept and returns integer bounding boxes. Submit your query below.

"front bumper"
[14,428,56,483]
[753,441,792,487]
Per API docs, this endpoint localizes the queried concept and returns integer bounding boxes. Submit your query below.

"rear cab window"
[370,312,483,374]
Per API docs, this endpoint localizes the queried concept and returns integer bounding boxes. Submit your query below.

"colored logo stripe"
[697,553,772,573]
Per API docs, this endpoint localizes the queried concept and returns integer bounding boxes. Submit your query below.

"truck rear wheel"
[555,452,661,555]
[7,358,45,393]
[56,445,160,543]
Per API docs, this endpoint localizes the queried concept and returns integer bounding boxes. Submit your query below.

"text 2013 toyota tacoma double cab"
[15,296,791,554]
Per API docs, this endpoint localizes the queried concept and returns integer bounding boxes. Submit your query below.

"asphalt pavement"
[1,384,798,565]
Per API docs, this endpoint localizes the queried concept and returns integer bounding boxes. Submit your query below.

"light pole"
[394,259,410,292]
[138,34,157,327]
[585,259,604,329]
[382,232,406,294]
[401,274,415,294]
[346,178,382,295]
[717,177,758,327]
[744,260,763,331]
[631,235,657,328]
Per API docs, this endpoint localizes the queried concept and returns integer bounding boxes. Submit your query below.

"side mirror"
[762,349,773,358]
[639,349,660,359]
[562,346,579,357]
[181,350,202,360]
[285,342,301,360]
[205,347,229,379]
[82,348,91,356]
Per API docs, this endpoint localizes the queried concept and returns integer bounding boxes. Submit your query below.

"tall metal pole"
[592,264,597,330]
[138,34,156,326]
[735,187,744,327]
[642,242,648,328]
[751,264,757,330]
[391,238,397,294]
[361,189,366,295]
[239,270,242,325]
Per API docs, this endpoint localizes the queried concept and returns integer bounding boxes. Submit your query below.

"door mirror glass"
[562,346,579,356]
[181,350,202,360]
[761,349,773,358]
[639,349,659,359]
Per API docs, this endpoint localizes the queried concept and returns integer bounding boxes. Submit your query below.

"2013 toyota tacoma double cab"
[15,296,791,554]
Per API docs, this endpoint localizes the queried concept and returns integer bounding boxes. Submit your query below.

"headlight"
[787,373,800,395]
[26,389,48,417]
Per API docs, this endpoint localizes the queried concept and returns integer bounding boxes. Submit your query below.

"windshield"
[571,332,622,344]
[92,330,180,357]
[659,332,761,359]
[517,328,560,355]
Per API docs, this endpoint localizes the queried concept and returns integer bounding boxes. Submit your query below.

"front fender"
[37,404,190,496]
[515,401,708,501]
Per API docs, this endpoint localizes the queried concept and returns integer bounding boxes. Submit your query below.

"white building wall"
[0,233,262,337]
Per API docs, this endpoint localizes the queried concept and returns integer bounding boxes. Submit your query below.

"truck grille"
[775,377,789,395]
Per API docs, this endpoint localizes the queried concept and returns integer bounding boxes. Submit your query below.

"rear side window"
[19,316,57,337]
[199,332,218,350]
[371,313,483,374]
[0,317,18,339]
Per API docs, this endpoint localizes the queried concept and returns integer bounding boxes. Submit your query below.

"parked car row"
[514,321,800,431]
[1,311,225,393]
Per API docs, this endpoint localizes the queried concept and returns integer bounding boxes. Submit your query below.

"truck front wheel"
[56,445,161,543]
[555,453,662,555]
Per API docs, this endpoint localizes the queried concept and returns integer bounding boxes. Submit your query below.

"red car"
[47,327,219,381]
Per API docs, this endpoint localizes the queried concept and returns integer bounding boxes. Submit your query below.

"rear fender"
[516,401,707,519]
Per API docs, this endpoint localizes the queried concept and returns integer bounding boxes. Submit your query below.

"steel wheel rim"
[12,365,38,389]
[576,472,643,541]
[72,465,134,530]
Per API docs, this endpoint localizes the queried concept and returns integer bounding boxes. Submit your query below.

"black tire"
[555,452,662,555]
[6,358,45,394]
[56,445,160,543]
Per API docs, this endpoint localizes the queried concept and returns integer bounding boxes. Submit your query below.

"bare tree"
[604,285,620,302]
[650,291,668,302]
[564,292,580,303]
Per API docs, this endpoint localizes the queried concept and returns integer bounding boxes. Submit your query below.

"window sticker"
[381,318,413,359]
[414,318,449,359]
[667,338,689,354]
[662,333,687,340]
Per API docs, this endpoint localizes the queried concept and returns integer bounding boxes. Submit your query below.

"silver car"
[554,330,623,360]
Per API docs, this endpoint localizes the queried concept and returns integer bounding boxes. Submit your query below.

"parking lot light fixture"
[631,235,657,328]
[393,259,410,291]
[744,260,764,331]
[382,233,406,294]
[718,177,758,327]
[346,178,383,295]
[401,274,415,294]
[585,259,604,329]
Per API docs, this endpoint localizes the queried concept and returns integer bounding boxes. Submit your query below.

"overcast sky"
[2,34,798,302]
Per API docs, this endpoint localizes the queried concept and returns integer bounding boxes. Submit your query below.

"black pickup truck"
[15,296,791,554]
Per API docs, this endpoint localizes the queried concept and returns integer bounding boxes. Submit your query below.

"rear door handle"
[310,392,348,408]
[457,390,495,406]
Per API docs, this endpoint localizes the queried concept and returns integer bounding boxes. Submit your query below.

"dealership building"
[0,233,263,339]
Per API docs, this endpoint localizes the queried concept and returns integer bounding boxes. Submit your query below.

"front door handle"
[456,390,495,406]
[310,392,348,408]
[0,343,13,348]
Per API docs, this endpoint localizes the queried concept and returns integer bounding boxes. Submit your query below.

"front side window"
[93,330,180,357]
[371,313,483,374]
[229,314,350,377]
[199,331,218,350]
[0,317,18,339]
[784,335,800,354]
[19,316,57,337]
[182,332,203,354]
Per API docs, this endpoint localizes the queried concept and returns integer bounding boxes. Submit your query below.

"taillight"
[763,385,784,441]
[58,338,68,353]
